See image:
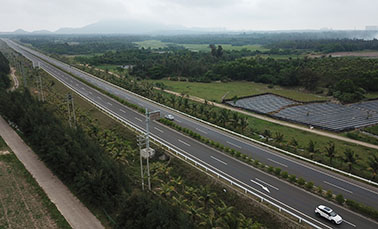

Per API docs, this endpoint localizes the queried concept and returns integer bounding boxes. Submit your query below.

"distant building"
[366,26,378,30]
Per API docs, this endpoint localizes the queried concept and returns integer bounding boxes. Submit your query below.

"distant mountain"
[12,29,29,34]
[54,19,224,35]
[31,30,53,34]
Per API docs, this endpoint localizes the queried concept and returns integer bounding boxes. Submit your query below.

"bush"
[317,186,323,195]
[346,199,378,220]
[326,190,333,199]
[305,181,314,190]
[268,166,274,173]
[289,175,296,183]
[281,171,288,179]
[274,167,281,176]
[336,194,344,205]
[297,178,305,186]
[254,160,260,166]
[235,151,241,157]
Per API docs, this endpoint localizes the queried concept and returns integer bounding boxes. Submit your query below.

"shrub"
[235,151,241,157]
[297,178,305,186]
[346,199,378,220]
[305,181,314,190]
[289,175,296,183]
[274,167,281,176]
[326,190,333,199]
[281,171,288,179]
[318,186,323,195]
[268,166,274,173]
[336,194,344,205]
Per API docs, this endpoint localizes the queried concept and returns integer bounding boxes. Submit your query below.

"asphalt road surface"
[4,39,378,229]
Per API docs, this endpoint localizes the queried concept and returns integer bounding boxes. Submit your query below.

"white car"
[315,205,343,224]
[165,114,174,121]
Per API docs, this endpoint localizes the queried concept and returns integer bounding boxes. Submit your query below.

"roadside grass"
[150,79,328,102]
[0,145,70,229]
[364,124,378,136]
[0,136,7,150]
[30,54,299,229]
[45,72,119,130]
[95,64,122,73]
[365,91,378,100]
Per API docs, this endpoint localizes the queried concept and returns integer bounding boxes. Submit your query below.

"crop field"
[0,137,67,229]
[150,79,328,102]
[134,40,269,52]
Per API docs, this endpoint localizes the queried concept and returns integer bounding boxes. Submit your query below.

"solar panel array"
[274,102,378,131]
[351,100,378,113]
[226,94,378,132]
[225,94,299,114]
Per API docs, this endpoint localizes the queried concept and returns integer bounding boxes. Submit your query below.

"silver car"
[165,114,174,121]
[315,205,343,224]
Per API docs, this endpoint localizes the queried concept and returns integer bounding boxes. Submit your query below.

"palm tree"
[216,200,235,225]
[218,109,229,127]
[231,112,239,129]
[186,202,204,223]
[238,213,260,229]
[240,117,248,133]
[169,95,176,107]
[325,141,336,165]
[198,185,217,209]
[158,183,175,198]
[199,209,218,229]
[368,154,378,180]
[343,148,357,172]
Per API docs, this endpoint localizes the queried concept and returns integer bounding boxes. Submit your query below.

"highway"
[4,39,378,228]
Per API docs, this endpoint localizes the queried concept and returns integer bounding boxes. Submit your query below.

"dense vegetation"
[0,51,10,88]
[18,35,141,55]
[0,44,270,228]
[268,39,378,53]
[78,48,378,103]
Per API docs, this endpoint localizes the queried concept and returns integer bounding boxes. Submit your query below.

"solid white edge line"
[11,41,358,229]
[40,59,331,229]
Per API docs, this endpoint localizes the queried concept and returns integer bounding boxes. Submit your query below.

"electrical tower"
[138,108,160,191]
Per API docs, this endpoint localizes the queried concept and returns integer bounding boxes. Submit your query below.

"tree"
[343,148,357,172]
[325,141,336,165]
[240,117,249,134]
[198,185,217,209]
[368,154,378,180]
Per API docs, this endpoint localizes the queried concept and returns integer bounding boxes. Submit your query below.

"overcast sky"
[1,0,377,32]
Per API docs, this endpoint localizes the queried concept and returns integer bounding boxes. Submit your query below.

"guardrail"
[9,40,378,186]
[38,61,327,229]
[66,59,378,188]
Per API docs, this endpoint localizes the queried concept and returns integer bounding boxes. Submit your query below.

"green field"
[150,79,328,102]
[134,40,269,52]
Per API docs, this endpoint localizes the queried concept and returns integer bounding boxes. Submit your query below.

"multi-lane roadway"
[4,39,378,228]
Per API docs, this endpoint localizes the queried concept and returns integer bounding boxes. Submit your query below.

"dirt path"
[10,67,19,91]
[160,88,378,150]
[0,116,104,229]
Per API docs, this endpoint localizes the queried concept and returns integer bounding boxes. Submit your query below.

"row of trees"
[268,39,378,53]
[0,51,10,88]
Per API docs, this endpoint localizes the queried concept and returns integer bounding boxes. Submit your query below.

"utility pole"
[138,108,160,191]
